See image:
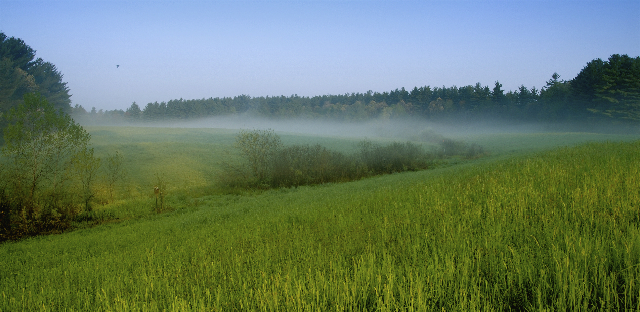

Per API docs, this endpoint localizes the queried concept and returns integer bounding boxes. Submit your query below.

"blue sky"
[2,0,639,111]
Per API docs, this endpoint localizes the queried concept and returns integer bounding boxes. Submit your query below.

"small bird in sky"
[116,65,120,68]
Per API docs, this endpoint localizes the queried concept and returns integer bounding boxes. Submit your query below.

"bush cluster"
[0,94,126,241]
[418,129,486,159]
[226,129,484,190]
[437,138,486,158]
[271,144,370,188]
[358,140,431,174]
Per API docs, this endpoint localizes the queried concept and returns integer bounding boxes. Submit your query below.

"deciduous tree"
[2,93,94,232]
[234,129,282,186]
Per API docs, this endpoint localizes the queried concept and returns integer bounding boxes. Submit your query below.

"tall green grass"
[1,139,639,311]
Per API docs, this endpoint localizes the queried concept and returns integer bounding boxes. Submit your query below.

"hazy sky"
[2,0,639,111]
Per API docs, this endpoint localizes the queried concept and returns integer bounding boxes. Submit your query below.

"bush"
[234,129,282,186]
[359,140,432,174]
[225,130,482,191]
[0,93,97,240]
[271,144,363,188]
[437,138,486,159]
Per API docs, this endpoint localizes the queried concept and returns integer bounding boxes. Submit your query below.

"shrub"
[359,140,432,174]
[234,129,282,186]
[226,130,477,191]
[271,144,363,188]
[0,93,98,239]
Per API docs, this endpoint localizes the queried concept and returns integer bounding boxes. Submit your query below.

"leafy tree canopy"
[0,32,72,142]
[571,54,640,121]
[2,93,91,225]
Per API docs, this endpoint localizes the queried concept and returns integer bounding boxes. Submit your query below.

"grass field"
[1,126,639,311]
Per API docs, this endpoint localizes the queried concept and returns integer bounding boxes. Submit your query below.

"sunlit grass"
[1,127,639,310]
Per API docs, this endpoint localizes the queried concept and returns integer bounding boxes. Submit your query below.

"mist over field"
[79,113,639,143]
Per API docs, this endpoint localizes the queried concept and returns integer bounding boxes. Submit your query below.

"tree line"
[2,31,638,126]
[75,54,640,125]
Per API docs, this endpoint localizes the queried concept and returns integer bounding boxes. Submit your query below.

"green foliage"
[76,126,637,204]
[234,129,283,186]
[271,144,364,188]
[437,138,469,157]
[0,33,35,71]
[125,101,141,120]
[0,32,71,121]
[417,130,486,159]
[0,190,14,241]
[28,58,71,111]
[0,93,95,238]
[572,54,640,121]
[229,130,444,189]
[539,72,572,120]
[492,80,505,104]
[358,140,432,174]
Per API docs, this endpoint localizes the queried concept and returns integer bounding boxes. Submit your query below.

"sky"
[1,0,639,111]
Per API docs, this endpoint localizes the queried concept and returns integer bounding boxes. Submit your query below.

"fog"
[84,115,543,138]
[81,114,638,142]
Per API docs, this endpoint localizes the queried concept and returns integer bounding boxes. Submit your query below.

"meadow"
[0,125,639,311]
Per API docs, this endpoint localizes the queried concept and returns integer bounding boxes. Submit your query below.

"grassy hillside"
[1,127,639,311]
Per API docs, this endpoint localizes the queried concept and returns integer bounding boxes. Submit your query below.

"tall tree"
[492,81,505,105]
[2,93,92,222]
[1,32,73,141]
[126,102,141,119]
[0,33,36,71]
[594,54,640,120]
[571,58,605,105]
[571,54,640,120]
[539,73,571,120]
[29,58,72,113]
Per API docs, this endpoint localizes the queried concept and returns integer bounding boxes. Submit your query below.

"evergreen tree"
[539,73,571,120]
[0,32,73,142]
[29,58,71,113]
[571,54,640,120]
[492,81,505,103]
[126,102,141,120]
[594,54,640,120]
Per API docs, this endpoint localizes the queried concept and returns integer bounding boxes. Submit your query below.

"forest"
[2,31,639,128]
[73,55,640,127]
